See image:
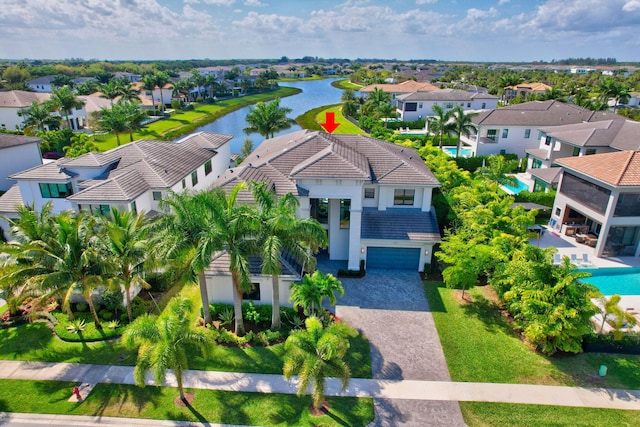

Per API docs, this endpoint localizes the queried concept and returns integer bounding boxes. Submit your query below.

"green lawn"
[0,379,374,426]
[315,105,368,135]
[94,87,301,151]
[331,79,363,90]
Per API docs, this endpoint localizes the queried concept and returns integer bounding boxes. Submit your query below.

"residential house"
[27,76,56,93]
[133,81,174,109]
[396,89,498,121]
[0,132,233,236]
[0,90,51,131]
[462,100,622,158]
[360,81,440,106]
[0,134,43,192]
[209,130,441,306]
[113,72,142,83]
[549,151,640,258]
[64,94,113,131]
[526,119,640,192]
[502,82,552,102]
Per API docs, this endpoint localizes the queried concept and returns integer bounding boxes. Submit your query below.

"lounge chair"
[553,253,562,265]
[581,253,592,267]
[570,254,578,264]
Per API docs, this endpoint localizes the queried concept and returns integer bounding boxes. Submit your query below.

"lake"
[190,78,344,154]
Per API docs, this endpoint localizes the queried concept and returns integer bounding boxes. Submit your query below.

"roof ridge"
[614,151,638,185]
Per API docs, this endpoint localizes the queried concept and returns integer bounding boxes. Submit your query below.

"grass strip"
[296,104,368,135]
[0,379,374,426]
[331,79,363,90]
[460,402,640,427]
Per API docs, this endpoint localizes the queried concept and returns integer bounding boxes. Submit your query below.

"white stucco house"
[461,100,623,159]
[360,81,440,107]
[0,134,43,192]
[207,130,442,307]
[396,89,499,121]
[549,151,640,258]
[0,91,51,131]
[0,132,233,237]
[26,76,55,93]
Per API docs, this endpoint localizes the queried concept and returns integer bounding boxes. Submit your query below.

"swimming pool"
[442,146,473,158]
[501,178,529,195]
[581,267,640,295]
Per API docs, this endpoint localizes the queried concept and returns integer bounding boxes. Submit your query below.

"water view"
[190,78,343,154]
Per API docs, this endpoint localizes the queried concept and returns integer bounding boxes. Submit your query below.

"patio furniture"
[580,253,592,267]
[570,253,578,264]
[575,233,586,244]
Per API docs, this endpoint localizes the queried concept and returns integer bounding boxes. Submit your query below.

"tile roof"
[0,134,42,149]
[0,90,50,108]
[67,169,149,202]
[505,82,552,92]
[205,251,301,277]
[529,167,562,184]
[525,148,550,161]
[26,76,55,85]
[214,130,439,197]
[473,100,624,127]
[360,80,439,93]
[9,162,75,181]
[538,119,640,149]
[556,151,640,186]
[396,88,498,102]
[0,184,23,214]
[361,207,441,242]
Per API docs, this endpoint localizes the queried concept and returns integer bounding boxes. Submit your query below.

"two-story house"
[396,89,498,121]
[207,130,441,307]
[462,100,622,158]
[26,76,55,93]
[0,134,43,192]
[0,132,232,237]
[549,151,640,258]
[360,81,440,107]
[0,91,51,131]
[502,82,552,102]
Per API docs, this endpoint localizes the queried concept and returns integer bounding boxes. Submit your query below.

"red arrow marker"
[320,112,340,134]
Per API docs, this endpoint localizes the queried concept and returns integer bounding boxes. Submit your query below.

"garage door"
[366,247,420,270]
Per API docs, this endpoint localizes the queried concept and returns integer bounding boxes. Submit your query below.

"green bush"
[385,119,426,130]
[146,271,176,292]
[242,301,271,325]
[583,333,640,354]
[101,288,123,313]
[130,296,152,318]
[454,154,519,173]
[75,303,88,312]
[514,190,557,208]
[182,103,194,111]
[52,312,125,341]
[171,100,181,110]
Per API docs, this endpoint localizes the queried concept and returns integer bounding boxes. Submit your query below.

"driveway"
[322,260,466,426]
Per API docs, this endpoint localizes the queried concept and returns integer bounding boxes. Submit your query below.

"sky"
[1,0,639,62]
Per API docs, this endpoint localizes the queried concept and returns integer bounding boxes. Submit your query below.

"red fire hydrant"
[73,386,82,400]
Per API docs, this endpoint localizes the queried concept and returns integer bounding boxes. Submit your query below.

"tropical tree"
[283,316,357,413]
[117,82,141,104]
[251,182,328,329]
[240,138,253,162]
[48,86,85,130]
[595,294,637,339]
[18,101,60,133]
[123,296,213,403]
[449,105,477,157]
[599,78,630,111]
[95,104,127,146]
[154,72,171,112]
[120,101,147,142]
[64,133,98,158]
[99,80,124,105]
[99,208,151,322]
[475,154,519,186]
[427,104,453,149]
[141,74,158,111]
[244,98,295,139]
[341,88,359,118]
[290,271,343,316]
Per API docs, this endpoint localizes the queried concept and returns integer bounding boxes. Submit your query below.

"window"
[467,103,471,108]
[418,103,423,109]
[572,147,580,156]
[310,198,328,224]
[243,284,261,301]
[544,136,552,146]
[502,129,509,139]
[614,193,640,217]
[532,158,543,169]
[394,189,415,206]
[340,199,350,229]
[191,170,198,186]
[486,129,497,141]
[364,188,375,199]
[586,149,597,155]
[152,191,162,201]
[182,178,186,189]
[555,207,561,217]
[204,160,212,176]
[130,201,137,214]
[445,103,454,109]
[524,129,531,139]
[481,102,486,109]
[84,204,110,216]
[39,182,73,199]
[404,102,417,112]
[559,172,611,215]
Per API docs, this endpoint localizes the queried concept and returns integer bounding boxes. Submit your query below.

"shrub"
[130,296,152,319]
[514,190,557,208]
[583,333,640,354]
[182,103,194,111]
[217,308,234,327]
[75,303,88,312]
[101,288,123,313]
[146,270,176,292]
[66,319,86,334]
[171,100,181,110]
[99,309,113,321]
[242,301,271,324]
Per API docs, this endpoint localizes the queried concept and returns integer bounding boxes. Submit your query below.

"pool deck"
[533,225,640,309]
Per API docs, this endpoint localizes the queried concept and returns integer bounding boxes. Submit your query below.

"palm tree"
[251,182,327,329]
[290,271,344,317]
[341,89,359,118]
[120,100,147,142]
[99,80,123,105]
[599,78,630,111]
[4,209,107,328]
[118,83,141,104]
[427,104,453,149]
[153,191,219,326]
[154,72,171,112]
[96,104,128,146]
[99,208,151,322]
[48,86,85,130]
[449,105,477,157]
[141,75,158,111]
[244,98,295,139]
[283,316,357,413]
[123,296,212,403]
[18,101,60,133]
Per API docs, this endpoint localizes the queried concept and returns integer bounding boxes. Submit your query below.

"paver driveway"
[329,265,466,427]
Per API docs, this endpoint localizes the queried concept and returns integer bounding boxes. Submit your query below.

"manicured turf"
[315,105,368,135]
[331,79,363,90]
[0,379,374,426]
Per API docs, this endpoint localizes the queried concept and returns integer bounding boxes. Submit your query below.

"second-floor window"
[39,182,73,199]
[364,188,375,199]
[204,160,212,176]
[502,129,509,139]
[191,170,198,186]
[152,191,162,201]
[486,129,497,141]
[524,129,531,139]
[394,189,415,206]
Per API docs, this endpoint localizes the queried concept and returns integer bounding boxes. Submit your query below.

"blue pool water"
[442,146,473,157]
[502,178,529,194]
[581,267,640,295]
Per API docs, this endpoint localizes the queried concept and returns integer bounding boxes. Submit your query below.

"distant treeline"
[550,57,617,66]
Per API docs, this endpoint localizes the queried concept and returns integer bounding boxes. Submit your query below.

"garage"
[366,247,421,270]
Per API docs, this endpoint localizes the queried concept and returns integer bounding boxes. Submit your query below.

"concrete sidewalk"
[2,360,640,411]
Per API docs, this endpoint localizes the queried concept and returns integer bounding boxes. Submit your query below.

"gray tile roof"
[473,100,624,127]
[215,130,439,197]
[396,88,498,102]
[0,90,51,108]
[180,132,232,150]
[525,148,550,161]
[0,134,42,149]
[361,207,441,242]
[67,169,149,202]
[0,184,23,214]
[538,119,640,149]
[529,167,562,184]
[205,251,301,277]
[9,162,75,181]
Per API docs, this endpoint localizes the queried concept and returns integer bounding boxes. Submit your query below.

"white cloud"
[244,0,267,6]
[623,0,640,11]
[416,0,437,4]
[498,0,510,5]
[184,0,235,5]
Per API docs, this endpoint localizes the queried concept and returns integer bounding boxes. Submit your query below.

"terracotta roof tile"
[556,151,640,186]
